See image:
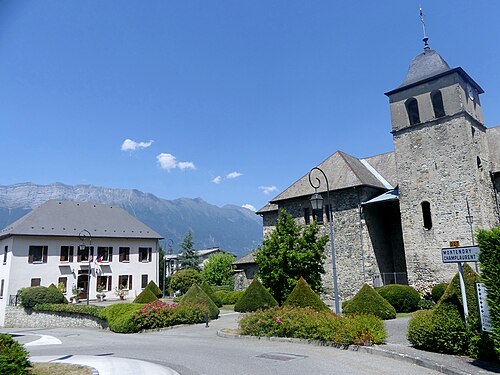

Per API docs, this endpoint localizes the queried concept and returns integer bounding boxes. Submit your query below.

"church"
[256,35,500,301]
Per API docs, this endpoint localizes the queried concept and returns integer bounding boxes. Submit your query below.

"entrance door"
[77,270,90,299]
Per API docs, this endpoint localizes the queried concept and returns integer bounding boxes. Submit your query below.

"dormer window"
[405,98,420,125]
[431,90,445,118]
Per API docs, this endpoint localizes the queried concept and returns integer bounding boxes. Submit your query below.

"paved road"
[8,312,441,375]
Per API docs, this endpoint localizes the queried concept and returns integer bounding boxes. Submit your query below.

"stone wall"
[4,306,107,329]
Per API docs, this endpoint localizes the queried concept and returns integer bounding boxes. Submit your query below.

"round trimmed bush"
[101,303,142,333]
[377,284,421,313]
[343,284,396,320]
[0,334,32,374]
[431,282,448,303]
[170,268,202,295]
[234,278,278,313]
[133,288,158,304]
[19,286,66,309]
[283,277,330,312]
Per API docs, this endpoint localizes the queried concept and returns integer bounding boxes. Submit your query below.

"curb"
[216,329,472,375]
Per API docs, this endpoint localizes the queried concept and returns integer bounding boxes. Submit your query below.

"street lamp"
[79,229,92,305]
[308,167,340,315]
[163,239,174,298]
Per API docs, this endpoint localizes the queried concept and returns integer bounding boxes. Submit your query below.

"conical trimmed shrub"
[133,288,158,304]
[200,281,222,307]
[343,284,396,320]
[283,277,330,312]
[180,284,219,319]
[234,278,278,312]
[145,280,163,298]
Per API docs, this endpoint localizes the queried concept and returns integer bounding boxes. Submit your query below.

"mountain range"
[0,183,263,257]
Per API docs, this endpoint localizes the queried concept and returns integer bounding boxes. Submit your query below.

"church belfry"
[384,32,497,284]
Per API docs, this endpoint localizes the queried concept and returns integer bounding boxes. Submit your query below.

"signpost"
[441,245,481,322]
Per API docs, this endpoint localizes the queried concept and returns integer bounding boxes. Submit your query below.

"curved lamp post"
[308,167,340,315]
[163,239,174,298]
[79,229,92,305]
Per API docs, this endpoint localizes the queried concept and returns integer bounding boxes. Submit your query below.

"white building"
[0,200,163,326]
[164,247,231,277]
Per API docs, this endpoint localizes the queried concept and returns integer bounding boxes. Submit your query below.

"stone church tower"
[385,41,498,284]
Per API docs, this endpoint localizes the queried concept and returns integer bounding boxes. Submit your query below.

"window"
[31,278,41,287]
[77,246,93,262]
[405,97,420,125]
[421,201,433,230]
[141,274,148,289]
[138,247,152,262]
[431,90,445,118]
[119,247,130,262]
[312,208,324,224]
[97,247,113,262]
[58,277,67,293]
[96,275,112,292]
[119,275,132,289]
[3,246,7,264]
[303,208,311,225]
[0,279,4,298]
[60,246,74,262]
[28,246,48,264]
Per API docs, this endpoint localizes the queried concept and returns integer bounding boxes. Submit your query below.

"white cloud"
[121,139,154,151]
[259,185,277,195]
[156,153,195,171]
[212,176,222,184]
[226,171,243,179]
[242,203,256,211]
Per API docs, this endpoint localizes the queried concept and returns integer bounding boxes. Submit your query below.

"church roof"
[401,49,451,87]
[0,200,163,240]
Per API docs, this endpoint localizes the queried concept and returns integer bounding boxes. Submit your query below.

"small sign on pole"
[476,282,492,332]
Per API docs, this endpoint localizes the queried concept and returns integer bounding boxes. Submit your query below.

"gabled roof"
[233,251,256,265]
[0,200,163,240]
[487,126,500,173]
[362,151,397,188]
[269,151,388,203]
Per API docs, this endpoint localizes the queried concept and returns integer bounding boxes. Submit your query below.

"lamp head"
[310,193,324,210]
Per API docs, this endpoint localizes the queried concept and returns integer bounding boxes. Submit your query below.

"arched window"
[421,201,432,230]
[431,90,445,118]
[405,98,420,125]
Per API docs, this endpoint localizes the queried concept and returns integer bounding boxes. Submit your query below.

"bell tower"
[385,34,497,284]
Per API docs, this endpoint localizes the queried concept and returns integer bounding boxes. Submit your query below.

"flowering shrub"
[410,279,438,300]
[132,300,207,330]
[239,307,385,346]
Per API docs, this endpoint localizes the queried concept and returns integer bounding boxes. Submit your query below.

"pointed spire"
[419,7,430,51]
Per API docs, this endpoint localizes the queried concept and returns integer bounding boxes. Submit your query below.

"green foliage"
[214,290,244,305]
[19,286,67,309]
[376,284,421,313]
[343,284,396,320]
[132,300,207,330]
[33,303,104,319]
[170,268,202,295]
[180,284,219,319]
[201,253,236,287]
[178,230,200,270]
[100,303,142,333]
[255,210,328,304]
[283,277,330,312]
[478,227,500,356]
[200,281,222,307]
[234,278,278,312]
[407,305,467,354]
[0,334,32,375]
[133,288,158,304]
[145,280,163,298]
[431,283,448,303]
[239,307,385,346]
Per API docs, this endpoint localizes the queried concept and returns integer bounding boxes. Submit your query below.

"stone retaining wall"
[4,306,107,329]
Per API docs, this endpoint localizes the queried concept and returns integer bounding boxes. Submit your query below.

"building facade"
[257,42,500,301]
[0,200,162,326]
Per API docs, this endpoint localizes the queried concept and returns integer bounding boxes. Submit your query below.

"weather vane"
[420,6,430,50]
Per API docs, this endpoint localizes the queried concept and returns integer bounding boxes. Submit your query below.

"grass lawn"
[29,363,91,375]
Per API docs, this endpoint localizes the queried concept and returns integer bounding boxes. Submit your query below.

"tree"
[170,268,202,295]
[255,209,328,304]
[201,253,236,287]
[178,230,200,270]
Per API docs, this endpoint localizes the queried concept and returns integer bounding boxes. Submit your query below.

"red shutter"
[108,276,112,291]
[129,275,133,290]
[42,246,48,263]
[138,249,143,262]
[69,246,74,262]
[109,247,113,262]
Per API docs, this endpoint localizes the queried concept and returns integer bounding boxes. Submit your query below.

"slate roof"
[0,200,163,240]
[362,151,397,188]
[401,49,451,87]
[233,251,256,265]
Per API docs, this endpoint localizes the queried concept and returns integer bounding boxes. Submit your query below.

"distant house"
[164,247,231,277]
[233,251,258,290]
[0,200,163,326]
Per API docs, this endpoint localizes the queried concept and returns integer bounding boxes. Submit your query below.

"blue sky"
[1,1,499,211]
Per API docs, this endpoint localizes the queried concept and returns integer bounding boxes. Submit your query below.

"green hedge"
[133,288,158,304]
[239,306,385,346]
[200,281,222,307]
[0,334,32,375]
[144,280,163,298]
[376,284,421,313]
[478,227,500,357]
[343,284,396,320]
[132,300,207,330]
[19,286,67,309]
[214,290,244,305]
[283,277,330,312]
[33,303,104,319]
[180,284,219,319]
[431,283,448,303]
[234,278,278,313]
[100,303,143,333]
